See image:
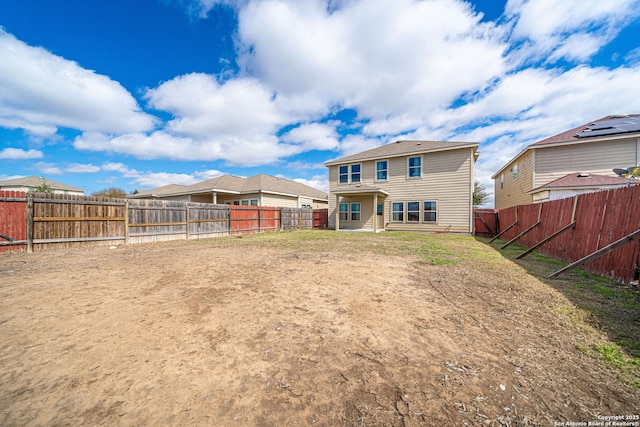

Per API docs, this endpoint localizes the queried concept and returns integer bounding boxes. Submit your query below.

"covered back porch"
[333,186,389,232]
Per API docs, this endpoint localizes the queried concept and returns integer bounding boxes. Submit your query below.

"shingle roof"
[0,176,84,192]
[132,184,188,197]
[532,114,640,147]
[531,173,638,192]
[130,174,327,200]
[324,140,478,166]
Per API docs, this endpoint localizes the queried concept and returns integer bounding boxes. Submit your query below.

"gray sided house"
[492,114,640,210]
[324,140,479,233]
[129,174,328,209]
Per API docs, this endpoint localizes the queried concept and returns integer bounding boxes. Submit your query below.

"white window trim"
[339,202,349,221]
[338,165,349,185]
[350,202,361,221]
[391,201,404,223]
[375,159,389,182]
[338,163,363,184]
[407,156,422,179]
[407,201,420,223]
[350,163,362,183]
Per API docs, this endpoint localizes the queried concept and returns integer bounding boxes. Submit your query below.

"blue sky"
[1,0,640,206]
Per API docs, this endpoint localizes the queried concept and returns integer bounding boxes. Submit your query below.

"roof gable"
[325,140,478,166]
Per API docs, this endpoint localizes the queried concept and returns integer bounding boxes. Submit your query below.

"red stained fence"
[473,208,498,237]
[314,209,329,229]
[229,206,282,235]
[0,191,28,253]
[495,185,640,284]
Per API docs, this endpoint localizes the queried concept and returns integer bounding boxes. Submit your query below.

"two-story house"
[492,114,640,210]
[324,140,479,233]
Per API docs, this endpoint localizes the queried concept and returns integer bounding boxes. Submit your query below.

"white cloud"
[335,134,386,157]
[281,122,340,152]
[0,147,43,159]
[35,162,62,175]
[100,162,225,188]
[0,29,155,137]
[145,74,289,139]
[74,131,303,166]
[291,175,329,193]
[65,163,101,173]
[0,174,25,181]
[237,0,507,135]
[505,0,640,63]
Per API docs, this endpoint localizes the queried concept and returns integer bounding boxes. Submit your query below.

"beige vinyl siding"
[383,149,472,233]
[259,193,298,208]
[494,151,534,210]
[335,196,374,230]
[189,194,216,203]
[159,194,192,202]
[298,196,328,209]
[534,138,637,187]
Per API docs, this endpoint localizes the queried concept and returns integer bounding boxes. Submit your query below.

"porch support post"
[373,193,378,232]
[335,194,340,231]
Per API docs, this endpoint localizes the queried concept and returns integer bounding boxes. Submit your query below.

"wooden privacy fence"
[0,192,329,253]
[493,185,640,284]
[0,191,28,253]
[473,208,498,237]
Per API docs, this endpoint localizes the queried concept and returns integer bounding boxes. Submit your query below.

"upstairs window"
[408,156,422,178]
[339,166,349,183]
[512,164,518,180]
[376,160,388,181]
[500,174,504,190]
[351,164,361,183]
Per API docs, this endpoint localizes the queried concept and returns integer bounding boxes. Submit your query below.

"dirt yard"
[1,231,638,426]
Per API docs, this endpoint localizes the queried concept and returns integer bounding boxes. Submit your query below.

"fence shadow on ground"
[476,237,640,364]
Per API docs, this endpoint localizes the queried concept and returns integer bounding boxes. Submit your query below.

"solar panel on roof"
[575,116,640,138]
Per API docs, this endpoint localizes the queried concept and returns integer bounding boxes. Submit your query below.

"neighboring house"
[530,172,638,203]
[492,114,640,210]
[324,140,479,233]
[129,174,328,209]
[0,176,84,195]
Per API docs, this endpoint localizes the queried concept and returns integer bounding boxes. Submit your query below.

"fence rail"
[0,191,328,253]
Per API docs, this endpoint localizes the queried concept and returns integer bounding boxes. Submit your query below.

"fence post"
[227,206,232,236]
[124,199,129,245]
[26,194,33,253]
[258,207,261,233]
[186,206,191,240]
